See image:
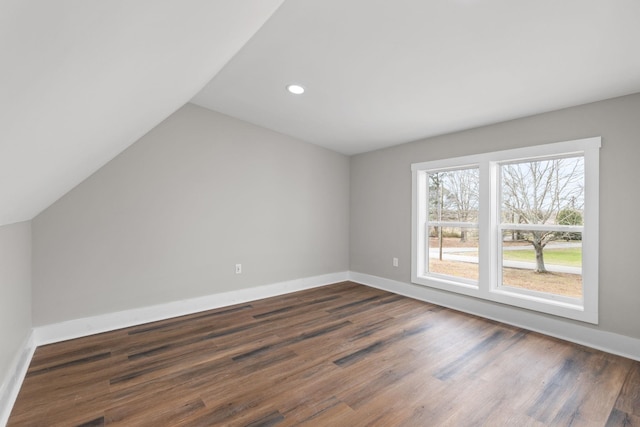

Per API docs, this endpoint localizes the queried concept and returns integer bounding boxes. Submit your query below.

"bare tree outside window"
[427,168,479,281]
[442,169,479,242]
[501,156,584,273]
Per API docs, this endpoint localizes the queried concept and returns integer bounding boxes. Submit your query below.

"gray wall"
[351,92,640,339]
[32,104,350,326]
[0,221,31,394]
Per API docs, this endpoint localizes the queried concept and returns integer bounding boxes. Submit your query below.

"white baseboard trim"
[11,270,638,426]
[0,331,36,427]
[349,271,640,362]
[32,270,640,359]
[35,271,349,346]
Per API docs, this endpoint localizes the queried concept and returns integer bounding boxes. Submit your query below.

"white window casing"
[411,137,600,323]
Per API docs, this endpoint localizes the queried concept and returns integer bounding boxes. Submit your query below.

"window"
[412,137,600,323]
[425,167,480,284]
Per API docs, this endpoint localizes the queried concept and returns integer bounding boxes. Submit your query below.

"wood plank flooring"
[8,282,640,426]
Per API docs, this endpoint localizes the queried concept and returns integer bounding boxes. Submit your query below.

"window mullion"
[477,160,494,296]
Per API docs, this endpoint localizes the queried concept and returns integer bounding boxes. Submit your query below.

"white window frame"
[411,137,600,324]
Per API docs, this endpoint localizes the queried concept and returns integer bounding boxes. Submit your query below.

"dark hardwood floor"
[8,282,640,426]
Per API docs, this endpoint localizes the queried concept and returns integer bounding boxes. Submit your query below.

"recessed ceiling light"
[286,84,305,95]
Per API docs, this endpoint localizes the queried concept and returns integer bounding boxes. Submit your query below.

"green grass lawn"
[502,247,582,267]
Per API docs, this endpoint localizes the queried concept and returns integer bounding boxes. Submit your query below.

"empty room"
[2,1,640,426]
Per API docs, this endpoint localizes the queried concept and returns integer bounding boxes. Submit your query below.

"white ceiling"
[192,0,640,155]
[3,1,640,227]
[0,0,284,226]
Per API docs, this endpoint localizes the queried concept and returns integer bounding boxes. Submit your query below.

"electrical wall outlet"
[235,264,242,274]
[393,257,399,267]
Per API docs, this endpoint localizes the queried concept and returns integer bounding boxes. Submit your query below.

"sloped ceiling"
[0,0,284,226]
[192,0,640,155]
[4,1,640,227]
